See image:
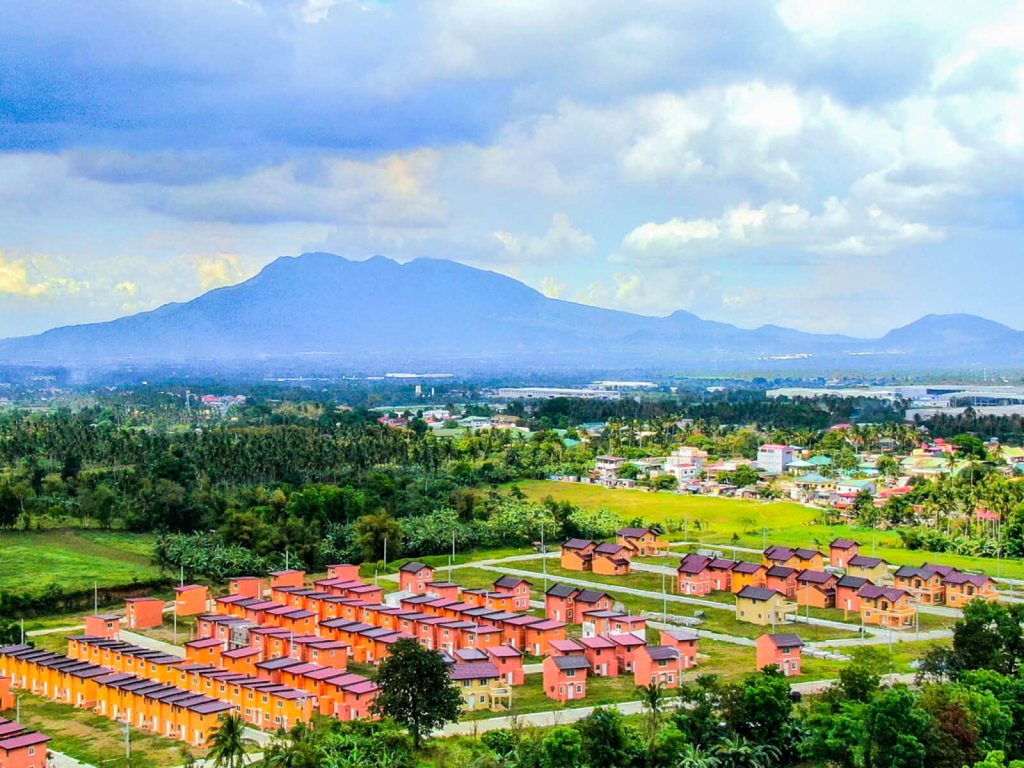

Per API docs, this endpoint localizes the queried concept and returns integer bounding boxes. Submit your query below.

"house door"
[468,694,475,709]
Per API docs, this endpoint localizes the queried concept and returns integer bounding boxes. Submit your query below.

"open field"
[3,692,202,768]
[515,480,1024,579]
[0,530,161,595]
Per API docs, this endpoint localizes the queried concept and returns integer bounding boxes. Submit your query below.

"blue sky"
[1,0,1023,339]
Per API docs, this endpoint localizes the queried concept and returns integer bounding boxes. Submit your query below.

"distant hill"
[0,253,1018,371]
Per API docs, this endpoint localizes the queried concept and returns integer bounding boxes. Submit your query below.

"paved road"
[48,751,98,768]
[26,625,84,638]
[119,630,187,658]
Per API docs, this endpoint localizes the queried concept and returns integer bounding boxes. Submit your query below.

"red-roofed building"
[659,629,698,670]
[829,539,860,568]
[486,645,524,685]
[678,554,713,595]
[398,562,435,594]
[561,539,596,571]
[607,633,647,673]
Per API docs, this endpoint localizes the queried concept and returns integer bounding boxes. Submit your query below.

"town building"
[836,575,869,614]
[829,539,860,568]
[174,585,209,617]
[398,562,435,594]
[858,585,916,629]
[730,562,768,593]
[634,646,683,689]
[659,630,698,670]
[757,444,793,475]
[846,555,890,584]
[735,586,798,626]
[542,655,589,702]
[561,539,596,571]
[795,570,838,608]
[677,555,713,595]
[616,528,667,557]
[756,633,803,676]
[943,573,998,606]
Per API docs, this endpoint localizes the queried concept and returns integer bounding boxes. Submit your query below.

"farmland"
[515,480,1024,580]
[0,530,161,595]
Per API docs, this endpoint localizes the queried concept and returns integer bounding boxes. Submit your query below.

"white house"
[757,444,794,475]
[595,456,627,478]
[458,416,491,429]
[836,479,877,496]
[665,446,707,483]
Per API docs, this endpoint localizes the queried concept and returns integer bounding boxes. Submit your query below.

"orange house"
[491,576,532,611]
[580,636,618,676]
[634,645,683,688]
[322,674,379,721]
[763,546,825,571]
[270,570,306,589]
[659,629,698,670]
[0,676,13,710]
[607,633,647,673]
[524,621,569,656]
[542,655,589,702]
[425,582,461,601]
[836,575,869,614]
[678,555,713,595]
[593,554,630,576]
[560,539,596,571]
[184,638,223,666]
[893,566,946,604]
[85,615,121,639]
[544,584,579,622]
[829,539,859,568]
[483,593,515,612]
[486,646,524,685]
[756,633,803,676]
[616,527,667,556]
[795,570,838,608]
[609,615,646,638]
[398,562,435,594]
[858,585,916,628]
[730,562,767,593]
[944,573,998,606]
[327,564,362,581]
[707,559,736,591]
[229,577,266,599]
[222,647,262,676]
[765,566,798,598]
[125,598,165,630]
[0,719,49,768]
[174,585,209,617]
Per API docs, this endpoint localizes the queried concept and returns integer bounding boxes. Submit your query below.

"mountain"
[0,253,1018,371]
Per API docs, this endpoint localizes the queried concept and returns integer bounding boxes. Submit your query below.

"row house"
[765,566,798,598]
[893,566,948,604]
[175,663,316,730]
[543,655,589,702]
[125,598,165,630]
[795,570,838,608]
[269,570,306,590]
[486,645,524,685]
[858,585,916,628]
[735,586,798,626]
[544,585,613,623]
[229,576,266,599]
[616,527,667,557]
[425,581,461,601]
[847,555,890,584]
[0,717,49,768]
[561,539,596,571]
[326,564,361,582]
[730,562,768,593]
[398,562,435,594]
[221,647,262,676]
[836,575,869,614]
[763,546,825,571]
[579,636,618,676]
[634,645,683,689]
[607,633,647,672]
[677,555,713,595]
[524,620,568,656]
[321,673,379,721]
[450,662,511,712]
[944,572,998,606]
[489,577,532,614]
[829,539,860,568]
[708,558,737,591]
[184,637,224,666]
[756,633,803,676]
[174,585,209,617]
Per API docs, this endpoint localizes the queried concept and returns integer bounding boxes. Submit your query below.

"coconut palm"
[207,711,255,768]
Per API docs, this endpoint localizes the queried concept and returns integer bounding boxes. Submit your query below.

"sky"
[1,0,1023,340]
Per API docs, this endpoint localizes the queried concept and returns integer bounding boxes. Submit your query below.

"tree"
[371,637,463,748]
[724,667,796,754]
[541,726,582,768]
[922,600,1024,679]
[355,511,404,562]
[952,434,989,461]
[207,712,254,768]
[637,680,672,766]
[574,707,642,768]
[864,685,931,768]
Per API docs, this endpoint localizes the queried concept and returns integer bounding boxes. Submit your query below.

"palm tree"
[207,711,254,768]
[677,743,721,768]
[637,680,673,766]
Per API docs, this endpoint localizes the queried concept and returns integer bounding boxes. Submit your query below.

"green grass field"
[0,530,161,595]
[516,480,1024,580]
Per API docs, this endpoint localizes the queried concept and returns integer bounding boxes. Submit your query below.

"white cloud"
[493,213,597,263]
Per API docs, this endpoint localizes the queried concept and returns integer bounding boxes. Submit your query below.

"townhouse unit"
[579,636,618,676]
[829,539,860,568]
[756,633,803,676]
[229,577,266,599]
[846,555,890,584]
[730,562,768,593]
[326,564,361,581]
[592,543,632,575]
[0,718,50,768]
[84,615,121,639]
[486,645,524,685]
[943,572,998,606]
[765,566,798,598]
[634,645,683,689]
[677,555,713,595]
[607,633,647,673]
[795,570,838,608]
[398,562,435,594]
[707,558,736,591]
[616,527,667,557]
[659,629,698,670]
[763,546,825,571]
[858,585,916,629]
[893,566,947,604]
[450,662,510,712]
[491,576,533,611]
[735,586,798,626]
[542,655,589,702]
[269,570,306,589]
[561,539,597,570]
[174,585,209,617]
[523,620,568,656]
[125,598,165,630]
[544,585,611,623]
[836,575,869,614]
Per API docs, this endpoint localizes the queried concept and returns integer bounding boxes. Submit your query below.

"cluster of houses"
[560,527,668,575]
[678,538,999,631]
[0,676,49,768]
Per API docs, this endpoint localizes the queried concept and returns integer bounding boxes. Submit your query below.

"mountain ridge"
[0,253,1017,370]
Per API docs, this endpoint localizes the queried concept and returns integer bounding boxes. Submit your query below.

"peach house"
[634,645,683,688]
[607,633,647,673]
[229,577,266,599]
[560,539,596,571]
[486,645,524,685]
[327,564,361,581]
[763,546,824,571]
[677,555,713,596]
[756,633,803,676]
[592,544,632,576]
[491,576,532,611]
[707,559,736,591]
[524,621,569,656]
[795,570,838,608]
[174,585,208,617]
[659,629,698,670]
[580,636,618,676]
[616,527,667,557]
[858,585,916,628]
[398,562,435,594]
[836,575,869,614]
[84,615,120,639]
[269,570,306,589]
[893,566,946,605]
[125,598,165,630]
[829,539,860,568]
[943,572,998,606]
[765,566,798,598]
[543,655,589,702]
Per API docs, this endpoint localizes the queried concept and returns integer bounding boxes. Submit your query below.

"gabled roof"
[894,565,939,579]
[732,561,766,574]
[943,572,993,587]
[594,543,628,556]
[766,565,796,578]
[579,635,616,650]
[708,558,737,570]
[859,585,909,601]
[616,527,653,538]
[544,583,579,598]
[449,662,500,680]
[848,555,887,568]
[830,538,858,549]
[574,589,610,604]
[837,575,869,589]
[797,569,835,584]
[764,633,804,648]
[763,545,795,561]
[399,561,431,573]
[644,645,681,661]
[678,554,712,575]
[737,586,783,602]
[794,548,824,559]
[562,538,594,550]
[549,655,590,671]
[661,629,699,642]
[493,575,532,590]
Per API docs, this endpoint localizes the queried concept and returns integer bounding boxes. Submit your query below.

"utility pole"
[94,582,98,614]
[383,538,387,570]
[449,530,455,583]
[121,719,131,763]
[541,523,547,592]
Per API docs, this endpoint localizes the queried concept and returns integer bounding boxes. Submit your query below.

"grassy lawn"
[515,481,1024,580]
[0,530,161,595]
[3,692,202,768]
[358,546,536,580]
[462,672,641,720]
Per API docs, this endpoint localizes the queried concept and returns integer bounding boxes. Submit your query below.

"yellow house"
[858,585,916,629]
[450,662,511,712]
[943,573,999,607]
[736,586,798,626]
[763,546,824,571]
[846,555,890,584]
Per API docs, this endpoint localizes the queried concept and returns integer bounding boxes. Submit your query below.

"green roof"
[808,455,832,466]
